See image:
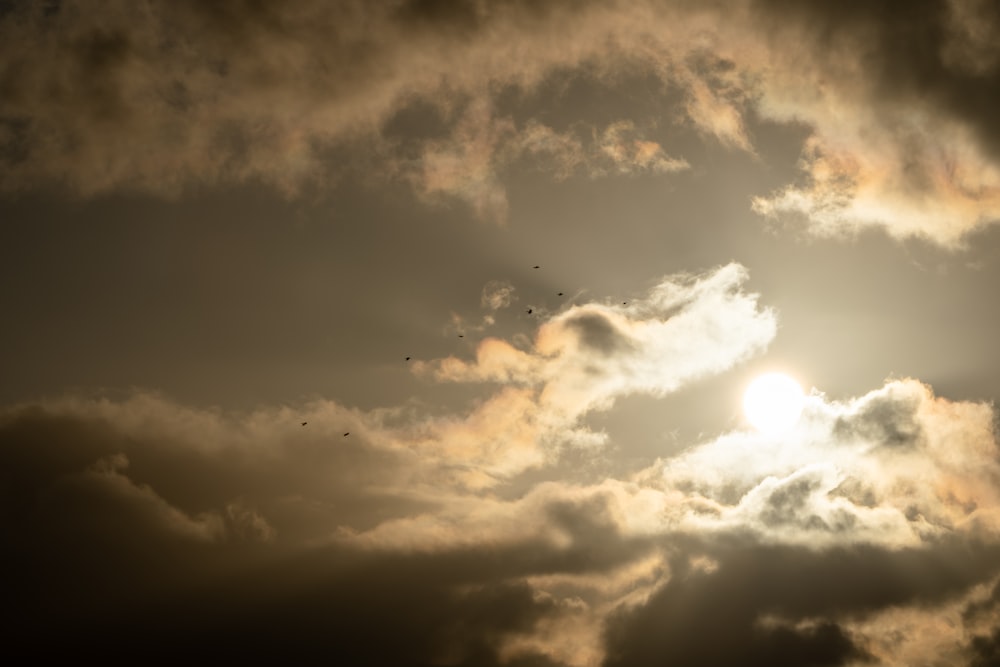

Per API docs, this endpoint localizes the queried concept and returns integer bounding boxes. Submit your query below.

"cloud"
[482,279,517,311]
[652,378,1000,549]
[4,1,998,241]
[404,103,686,222]
[396,263,776,488]
[446,279,519,337]
[424,263,775,418]
[0,393,658,664]
[1,0,687,206]
[809,575,1000,667]
[0,261,771,662]
[4,366,1000,663]
[603,537,1000,667]
[740,0,1000,246]
[594,120,690,175]
[2,266,1000,663]
[594,376,1000,665]
[750,118,1000,248]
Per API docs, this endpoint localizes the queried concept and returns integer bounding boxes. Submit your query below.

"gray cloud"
[0,267,773,661]
[1,242,998,664]
[833,382,925,448]
[3,369,1000,664]
[962,579,1000,667]
[970,631,1000,667]
[0,398,621,664]
[562,311,635,355]
[5,357,1000,665]
[4,3,1000,664]
[605,538,1000,667]
[3,0,998,241]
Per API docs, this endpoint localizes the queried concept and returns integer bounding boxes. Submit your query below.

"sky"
[3,1,1000,664]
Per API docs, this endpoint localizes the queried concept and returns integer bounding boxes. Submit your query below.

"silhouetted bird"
[343,432,350,437]
[458,334,464,338]
[557,292,564,296]
[405,356,411,361]
[623,301,628,305]
[527,308,533,314]
[301,422,308,426]
[533,265,540,269]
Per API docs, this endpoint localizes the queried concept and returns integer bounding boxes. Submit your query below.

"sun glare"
[743,372,805,434]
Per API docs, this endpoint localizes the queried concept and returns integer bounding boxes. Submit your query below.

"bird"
[623,301,628,305]
[557,292,564,296]
[301,422,308,426]
[533,265,540,269]
[527,308,533,314]
[458,334,464,338]
[405,356,411,361]
[343,432,350,437]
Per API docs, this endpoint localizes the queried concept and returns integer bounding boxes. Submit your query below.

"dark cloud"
[563,311,634,355]
[2,402,448,550]
[605,538,1000,667]
[833,383,925,448]
[969,628,1000,667]
[752,0,1000,158]
[0,397,655,664]
[0,0,604,197]
[744,0,1000,243]
[3,368,1000,664]
[963,579,1000,667]
[9,533,570,664]
[2,6,1000,661]
[965,580,1000,625]
[759,473,831,529]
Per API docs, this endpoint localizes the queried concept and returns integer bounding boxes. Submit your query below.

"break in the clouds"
[4,260,1000,664]
[3,0,999,242]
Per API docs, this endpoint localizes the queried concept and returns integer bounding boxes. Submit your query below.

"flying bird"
[527,308,533,314]
[533,265,540,269]
[301,422,307,426]
[557,292,564,296]
[343,432,350,437]
[458,334,464,338]
[405,356,411,361]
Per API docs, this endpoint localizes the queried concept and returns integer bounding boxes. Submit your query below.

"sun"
[743,372,805,434]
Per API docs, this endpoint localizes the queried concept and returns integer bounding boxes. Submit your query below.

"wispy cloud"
[405,103,686,223]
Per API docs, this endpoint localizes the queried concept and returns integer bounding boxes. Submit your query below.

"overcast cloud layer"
[4,2,1000,665]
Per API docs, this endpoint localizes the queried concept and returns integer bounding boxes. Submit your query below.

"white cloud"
[424,263,775,417]
[653,378,1000,548]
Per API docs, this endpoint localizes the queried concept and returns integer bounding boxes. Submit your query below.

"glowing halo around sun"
[743,372,806,434]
